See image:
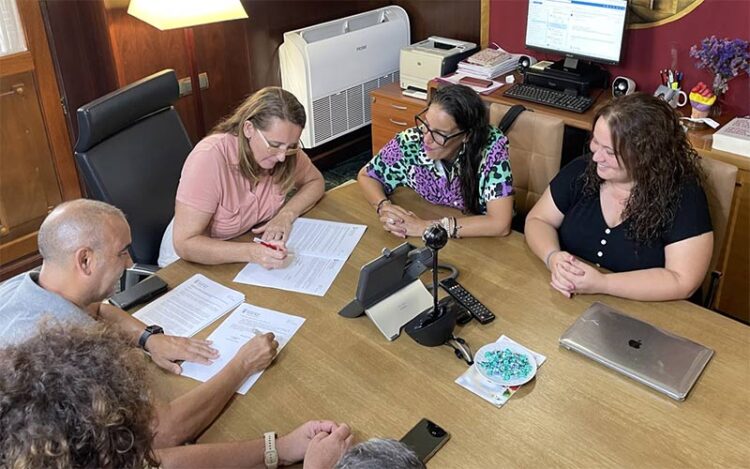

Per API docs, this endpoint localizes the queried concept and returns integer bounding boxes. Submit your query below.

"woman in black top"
[525,93,713,301]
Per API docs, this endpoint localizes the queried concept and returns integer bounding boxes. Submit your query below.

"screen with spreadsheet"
[525,0,628,65]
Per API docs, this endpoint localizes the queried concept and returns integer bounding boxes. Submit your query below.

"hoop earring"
[459,141,466,156]
[115,428,135,454]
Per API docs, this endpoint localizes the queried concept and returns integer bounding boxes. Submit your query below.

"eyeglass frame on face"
[254,127,302,157]
[414,108,467,147]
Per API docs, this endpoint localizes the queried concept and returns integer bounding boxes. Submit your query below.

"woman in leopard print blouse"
[358,84,514,239]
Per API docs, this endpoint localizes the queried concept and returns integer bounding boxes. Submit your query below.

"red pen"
[253,237,283,252]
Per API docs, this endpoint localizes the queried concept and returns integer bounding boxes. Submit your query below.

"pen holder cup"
[654,85,687,109]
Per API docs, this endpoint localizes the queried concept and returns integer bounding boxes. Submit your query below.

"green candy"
[478,348,532,381]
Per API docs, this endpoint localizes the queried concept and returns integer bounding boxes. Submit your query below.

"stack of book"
[712,117,750,157]
[457,47,517,79]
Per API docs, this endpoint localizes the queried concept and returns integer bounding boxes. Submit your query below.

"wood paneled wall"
[44,0,480,152]
[41,0,118,144]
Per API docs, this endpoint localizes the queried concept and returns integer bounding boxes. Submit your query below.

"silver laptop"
[559,302,714,401]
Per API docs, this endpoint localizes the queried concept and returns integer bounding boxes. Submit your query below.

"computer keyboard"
[503,83,594,113]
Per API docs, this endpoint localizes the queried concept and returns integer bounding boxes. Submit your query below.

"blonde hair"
[212,87,306,191]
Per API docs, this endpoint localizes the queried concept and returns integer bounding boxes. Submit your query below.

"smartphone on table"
[399,418,451,463]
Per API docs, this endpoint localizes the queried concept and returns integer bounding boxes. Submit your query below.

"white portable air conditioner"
[280,7,410,148]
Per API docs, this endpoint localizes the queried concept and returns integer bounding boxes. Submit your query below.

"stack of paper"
[467,48,513,67]
[458,47,517,79]
[181,303,306,394]
[712,117,750,157]
[234,218,367,296]
[133,274,244,337]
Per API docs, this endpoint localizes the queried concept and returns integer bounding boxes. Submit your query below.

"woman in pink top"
[158,87,324,267]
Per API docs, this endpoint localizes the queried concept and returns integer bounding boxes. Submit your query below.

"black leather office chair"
[75,69,192,287]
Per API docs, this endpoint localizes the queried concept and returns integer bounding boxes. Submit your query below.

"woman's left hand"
[567,258,606,295]
[253,210,295,242]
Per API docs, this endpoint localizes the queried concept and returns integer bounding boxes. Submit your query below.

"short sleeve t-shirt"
[364,127,513,214]
[550,156,712,272]
[0,272,92,346]
[176,132,319,240]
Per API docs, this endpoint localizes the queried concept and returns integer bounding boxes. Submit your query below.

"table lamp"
[127,0,248,136]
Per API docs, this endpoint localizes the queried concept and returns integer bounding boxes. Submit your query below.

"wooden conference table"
[152,182,749,468]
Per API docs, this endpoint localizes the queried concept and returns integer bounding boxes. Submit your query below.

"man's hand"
[232,332,279,376]
[144,335,219,374]
[276,420,352,467]
[302,424,354,469]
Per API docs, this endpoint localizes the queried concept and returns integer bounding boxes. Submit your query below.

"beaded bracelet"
[375,198,390,215]
[439,216,461,239]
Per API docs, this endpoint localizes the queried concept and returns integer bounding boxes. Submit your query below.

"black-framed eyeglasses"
[414,109,466,147]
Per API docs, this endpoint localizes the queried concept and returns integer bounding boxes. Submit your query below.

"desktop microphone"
[405,224,457,346]
[422,223,448,324]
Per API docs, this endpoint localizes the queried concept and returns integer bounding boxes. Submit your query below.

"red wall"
[489,0,749,116]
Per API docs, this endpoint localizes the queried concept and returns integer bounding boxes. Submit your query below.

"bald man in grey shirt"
[0,271,92,345]
[0,199,280,449]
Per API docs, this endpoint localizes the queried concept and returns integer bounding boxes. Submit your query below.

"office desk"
[152,182,749,468]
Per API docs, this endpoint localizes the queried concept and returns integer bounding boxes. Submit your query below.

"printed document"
[181,303,305,394]
[234,218,366,296]
[133,274,244,337]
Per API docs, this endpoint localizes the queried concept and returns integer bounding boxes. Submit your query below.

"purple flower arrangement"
[689,36,750,96]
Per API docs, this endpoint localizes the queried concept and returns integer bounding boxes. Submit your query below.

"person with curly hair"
[0,323,352,469]
[358,84,514,239]
[525,92,713,301]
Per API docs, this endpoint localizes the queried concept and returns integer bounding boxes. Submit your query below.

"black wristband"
[376,198,390,215]
[138,325,164,350]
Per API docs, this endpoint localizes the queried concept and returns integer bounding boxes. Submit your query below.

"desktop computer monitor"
[525,0,628,68]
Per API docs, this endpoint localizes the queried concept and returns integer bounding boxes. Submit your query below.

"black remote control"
[439,277,495,324]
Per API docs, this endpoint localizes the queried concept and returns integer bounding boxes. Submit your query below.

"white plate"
[474,342,537,387]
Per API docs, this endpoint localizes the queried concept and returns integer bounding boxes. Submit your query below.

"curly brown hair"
[581,92,704,244]
[0,322,158,469]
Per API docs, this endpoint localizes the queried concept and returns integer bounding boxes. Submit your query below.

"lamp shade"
[127,0,248,30]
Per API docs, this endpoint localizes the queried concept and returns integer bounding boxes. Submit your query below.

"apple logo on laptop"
[628,339,642,349]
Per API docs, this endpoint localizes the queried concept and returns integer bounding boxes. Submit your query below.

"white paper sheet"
[133,274,244,337]
[181,303,305,394]
[234,218,366,296]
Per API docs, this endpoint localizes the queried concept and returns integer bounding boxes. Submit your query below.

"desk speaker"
[612,76,636,97]
[517,55,538,72]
